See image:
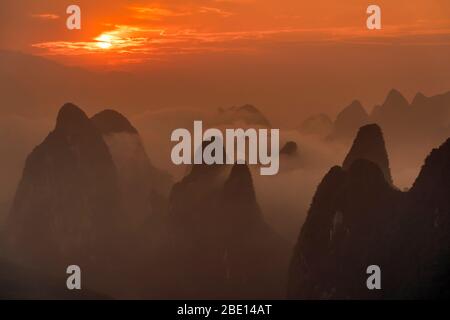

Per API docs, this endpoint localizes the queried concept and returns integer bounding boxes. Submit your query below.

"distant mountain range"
[300,89,450,146]
[216,104,272,127]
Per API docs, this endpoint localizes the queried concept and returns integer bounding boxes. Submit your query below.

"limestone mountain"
[342,124,393,185]
[328,100,369,142]
[280,141,298,156]
[400,136,450,298]
[216,104,271,127]
[6,103,122,274]
[410,91,450,132]
[370,89,410,137]
[221,164,263,234]
[411,92,427,107]
[288,127,450,299]
[372,89,409,120]
[91,109,172,229]
[325,89,450,147]
[298,114,333,137]
[166,160,290,299]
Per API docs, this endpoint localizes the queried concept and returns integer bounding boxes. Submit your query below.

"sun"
[95,34,114,49]
[97,41,112,49]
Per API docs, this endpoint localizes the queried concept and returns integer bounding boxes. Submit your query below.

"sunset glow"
[95,34,114,49]
[2,0,450,68]
[2,0,450,303]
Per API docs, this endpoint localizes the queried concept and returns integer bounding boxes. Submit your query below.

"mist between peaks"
[170,121,280,176]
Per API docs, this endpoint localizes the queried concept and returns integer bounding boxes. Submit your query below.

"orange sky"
[1,0,450,68]
[1,0,450,125]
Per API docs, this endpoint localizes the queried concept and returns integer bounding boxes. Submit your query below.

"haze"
[1,0,450,124]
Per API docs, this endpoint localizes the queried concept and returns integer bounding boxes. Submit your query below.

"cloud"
[129,4,233,19]
[129,6,191,20]
[198,7,233,17]
[31,22,450,64]
[30,13,59,20]
[32,25,154,55]
[27,1,450,66]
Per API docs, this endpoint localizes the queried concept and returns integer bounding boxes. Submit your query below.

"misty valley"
[0,84,449,300]
[1,0,450,306]
[170,120,280,175]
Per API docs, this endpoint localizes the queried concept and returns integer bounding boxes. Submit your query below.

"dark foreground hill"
[161,160,291,299]
[288,125,450,299]
[2,103,289,299]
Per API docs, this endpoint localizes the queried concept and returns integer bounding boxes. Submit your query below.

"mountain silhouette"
[166,161,289,299]
[288,126,450,299]
[411,92,427,107]
[328,100,369,142]
[5,103,122,277]
[373,89,409,118]
[91,109,138,134]
[222,164,263,233]
[280,141,298,156]
[371,90,450,146]
[217,104,271,127]
[371,89,410,135]
[410,91,450,133]
[299,114,333,137]
[91,109,172,229]
[323,89,450,158]
[342,124,393,185]
[400,137,450,297]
